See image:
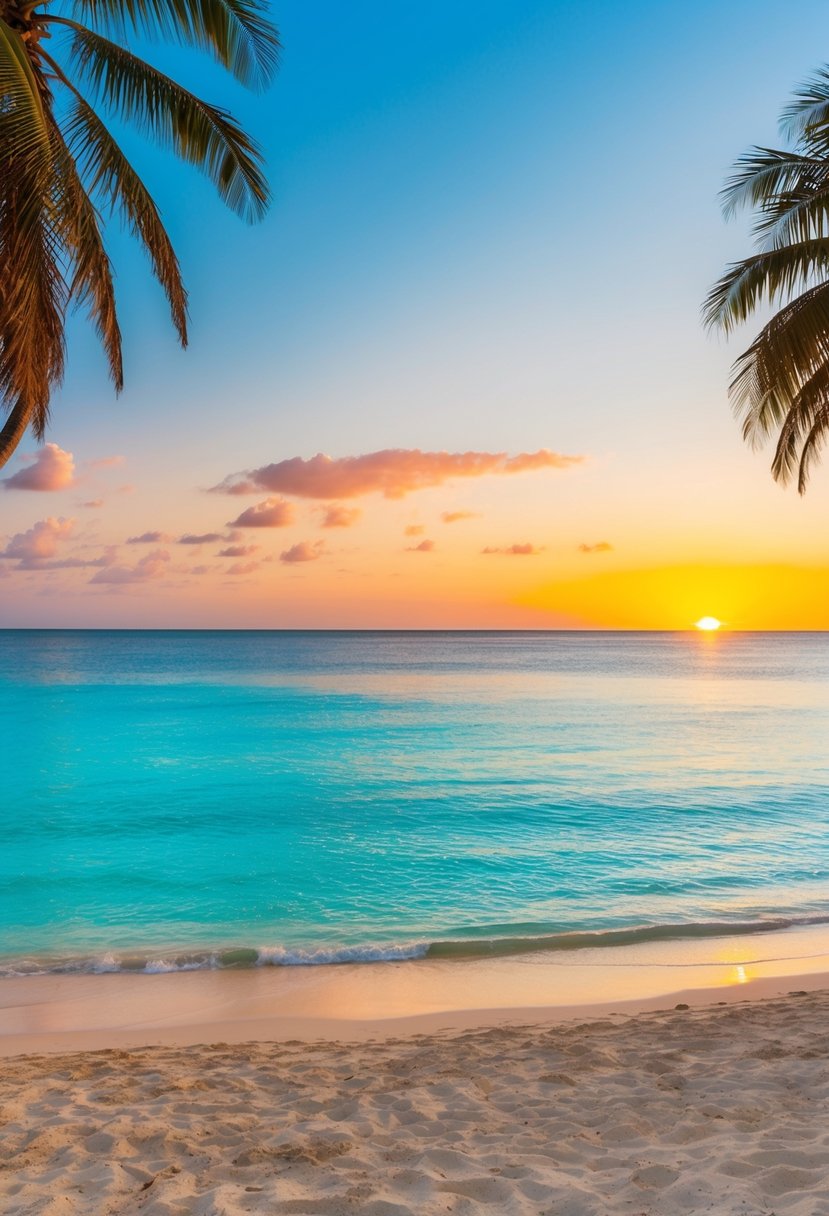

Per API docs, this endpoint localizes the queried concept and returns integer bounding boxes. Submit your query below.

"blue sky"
[2,0,829,626]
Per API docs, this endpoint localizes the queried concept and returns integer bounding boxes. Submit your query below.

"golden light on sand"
[695,616,721,631]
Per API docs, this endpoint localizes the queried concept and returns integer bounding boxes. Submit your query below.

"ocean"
[3,630,829,976]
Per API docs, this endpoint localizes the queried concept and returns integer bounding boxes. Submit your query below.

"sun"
[695,616,721,631]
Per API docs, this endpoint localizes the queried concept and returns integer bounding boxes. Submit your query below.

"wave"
[3,914,829,977]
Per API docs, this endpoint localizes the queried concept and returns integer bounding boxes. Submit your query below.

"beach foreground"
[5,988,829,1216]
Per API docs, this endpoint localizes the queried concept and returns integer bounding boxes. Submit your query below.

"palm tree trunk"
[0,398,33,470]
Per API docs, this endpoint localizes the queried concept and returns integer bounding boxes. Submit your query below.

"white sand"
[5,987,829,1216]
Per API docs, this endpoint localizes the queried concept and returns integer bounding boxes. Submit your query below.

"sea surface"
[2,630,829,976]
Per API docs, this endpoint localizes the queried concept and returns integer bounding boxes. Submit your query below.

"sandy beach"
[4,985,829,1215]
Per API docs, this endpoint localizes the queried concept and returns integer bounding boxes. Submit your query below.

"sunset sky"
[2,0,829,629]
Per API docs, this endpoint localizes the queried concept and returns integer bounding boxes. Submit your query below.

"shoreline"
[5,921,829,1056]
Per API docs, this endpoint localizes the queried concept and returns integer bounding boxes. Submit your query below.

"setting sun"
[695,616,722,631]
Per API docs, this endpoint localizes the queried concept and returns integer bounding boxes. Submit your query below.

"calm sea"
[2,630,829,975]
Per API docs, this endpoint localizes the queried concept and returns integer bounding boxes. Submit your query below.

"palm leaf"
[0,178,67,440]
[41,47,188,344]
[54,19,269,220]
[770,363,829,486]
[702,238,829,333]
[780,68,829,150]
[69,0,280,90]
[48,112,123,389]
[0,17,52,185]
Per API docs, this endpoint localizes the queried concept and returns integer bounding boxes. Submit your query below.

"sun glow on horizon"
[695,616,722,631]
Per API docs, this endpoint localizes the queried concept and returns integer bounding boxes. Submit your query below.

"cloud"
[128,531,174,544]
[406,539,435,552]
[441,510,479,524]
[280,540,326,564]
[88,455,125,469]
[230,498,296,528]
[80,499,104,509]
[227,560,261,575]
[178,532,226,545]
[578,541,614,554]
[90,549,170,584]
[482,543,544,556]
[3,444,75,491]
[320,504,361,528]
[219,543,259,557]
[1,517,74,563]
[404,524,425,537]
[212,447,583,500]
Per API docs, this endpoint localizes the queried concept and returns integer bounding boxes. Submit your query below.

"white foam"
[255,941,429,966]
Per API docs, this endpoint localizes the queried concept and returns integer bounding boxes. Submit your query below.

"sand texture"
[4,990,829,1216]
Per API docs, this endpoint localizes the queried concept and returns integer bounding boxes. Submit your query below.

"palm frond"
[69,0,280,90]
[721,147,827,219]
[48,111,123,389]
[51,18,269,220]
[780,68,829,149]
[0,177,67,439]
[702,238,829,333]
[770,364,829,486]
[796,402,829,491]
[42,47,188,344]
[728,281,829,440]
[0,17,52,185]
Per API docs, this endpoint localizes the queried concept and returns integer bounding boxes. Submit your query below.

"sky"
[2,0,829,628]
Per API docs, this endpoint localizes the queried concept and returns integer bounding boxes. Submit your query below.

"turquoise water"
[2,630,829,974]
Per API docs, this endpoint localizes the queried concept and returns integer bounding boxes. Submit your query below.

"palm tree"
[0,0,279,469]
[704,68,829,492]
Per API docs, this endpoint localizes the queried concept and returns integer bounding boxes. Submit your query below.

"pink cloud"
[219,543,259,557]
[3,444,75,491]
[1,517,74,562]
[280,540,326,564]
[482,543,544,556]
[90,549,170,584]
[179,532,226,545]
[406,539,435,552]
[320,504,361,528]
[88,455,125,469]
[227,560,261,575]
[80,499,104,509]
[442,510,479,523]
[230,498,295,528]
[578,541,614,554]
[404,524,425,537]
[128,531,174,544]
[212,448,583,500]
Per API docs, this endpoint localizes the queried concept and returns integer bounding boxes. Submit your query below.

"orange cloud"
[219,544,259,557]
[482,543,544,556]
[128,531,174,544]
[441,511,479,523]
[404,524,425,537]
[230,498,295,528]
[406,539,435,552]
[90,549,170,585]
[280,540,326,564]
[179,532,226,545]
[227,560,261,575]
[1,517,74,563]
[579,541,613,554]
[321,504,361,528]
[3,444,75,491]
[212,448,583,500]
